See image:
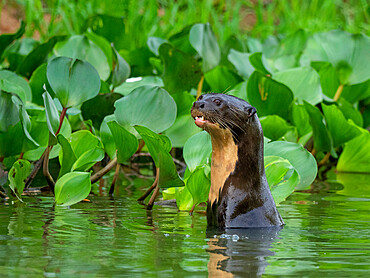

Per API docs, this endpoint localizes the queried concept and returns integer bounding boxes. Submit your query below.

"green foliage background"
[0,0,369,208]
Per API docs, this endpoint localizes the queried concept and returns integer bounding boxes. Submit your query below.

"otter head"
[191,93,257,142]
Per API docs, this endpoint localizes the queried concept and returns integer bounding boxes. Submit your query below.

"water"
[0,173,369,277]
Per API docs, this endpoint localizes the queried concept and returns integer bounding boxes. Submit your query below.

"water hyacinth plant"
[0,15,369,210]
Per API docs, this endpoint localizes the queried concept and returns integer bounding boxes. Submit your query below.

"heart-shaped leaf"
[114,85,176,133]
[47,56,101,108]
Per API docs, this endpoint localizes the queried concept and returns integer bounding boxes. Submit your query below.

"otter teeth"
[195,116,204,121]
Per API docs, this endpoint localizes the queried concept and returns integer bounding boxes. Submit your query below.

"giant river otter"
[191,93,284,228]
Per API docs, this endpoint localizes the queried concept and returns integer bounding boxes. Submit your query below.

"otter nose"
[192,101,205,109]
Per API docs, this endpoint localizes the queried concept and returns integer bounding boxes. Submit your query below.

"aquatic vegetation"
[0,19,369,210]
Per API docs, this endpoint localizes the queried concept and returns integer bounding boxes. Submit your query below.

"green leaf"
[273,67,323,105]
[157,151,185,188]
[301,31,370,85]
[42,91,60,136]
[247,71,293,119]
[0,21,25,60]
[85,14,126,50]
[147,36,168,56]
[107,121,138,163]
[115,76,164,96]
[86,31,113,69]
[47,56,101,108]
[303,101,334,154]
[204,66,243,93]
[69,130,103,158]
[29,63,53,106]
[8,159,31,200]
[341,79,370,104]
[169,25,197,56]
[227,49,255,79]
[189,23,220,72]
[57,134,77,178]
[249,52,270,75]
[311,62,340,99]
[111,47,130,89]
[164,114,201,148]
[134,125,171,165]
[0,122,24,157]
[264,156,299,204]
[337,132,370,173]
[338,98,363,127]
[54,35,111,80]
[260,115,292,140]
[159,43,202,94]
[0,91,19,132]
[100,115,116,159]
[265,141,317,190]
[72,148,105,171]
[81,92,122,129]
[54,172,91,206]
[183,131,212,172]
[322,103,362,148]
[12,96,39,148]
[16,36,63,78]
[291,103,312,137]
[175,186,194,211]
[186,166,210,207]
[114,85,176,133]
[0,70,32,103]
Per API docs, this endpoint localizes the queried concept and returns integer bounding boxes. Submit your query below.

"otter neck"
[208,127,238,205]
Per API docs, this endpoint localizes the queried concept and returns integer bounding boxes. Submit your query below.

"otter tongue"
[195,116,207,127]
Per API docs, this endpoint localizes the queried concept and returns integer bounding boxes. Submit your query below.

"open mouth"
[193,115,207,127]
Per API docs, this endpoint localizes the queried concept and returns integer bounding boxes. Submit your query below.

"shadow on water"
[206,227,282,277]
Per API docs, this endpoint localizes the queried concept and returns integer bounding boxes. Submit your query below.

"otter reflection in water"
[207,227,282,277]
[191,93,283,228]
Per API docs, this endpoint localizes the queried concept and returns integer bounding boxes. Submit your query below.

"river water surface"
[0,173,369,277]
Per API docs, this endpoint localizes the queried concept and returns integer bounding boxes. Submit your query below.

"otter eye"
[213,99,221,106]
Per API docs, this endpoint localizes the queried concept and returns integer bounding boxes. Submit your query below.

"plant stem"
[318,152,331,167]
[25,151,46,189]
[333,84,344,102]
[55,107,68,136]
[146,183,160,211]
[137,167,159,202]
[43,146,55,193]
[19,153,24,160]
[109,163,121,195]
[196,75,204,98]
[311,148,317,156]
[90,157,118,184]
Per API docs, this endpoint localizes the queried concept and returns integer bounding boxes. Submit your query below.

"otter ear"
[245,106,256,118]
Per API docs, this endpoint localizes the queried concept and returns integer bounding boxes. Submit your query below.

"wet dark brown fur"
[191,93,284,228]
